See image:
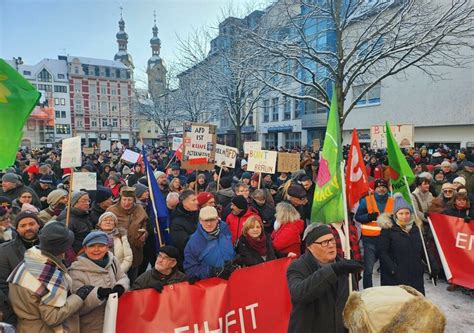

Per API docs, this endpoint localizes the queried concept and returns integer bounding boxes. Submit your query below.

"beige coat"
[68,253,130,333]
[113,230,133,273]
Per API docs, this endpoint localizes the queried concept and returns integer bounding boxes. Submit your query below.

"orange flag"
[346,129,370,209]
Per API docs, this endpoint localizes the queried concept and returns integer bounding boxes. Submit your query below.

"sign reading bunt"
[71,172,97,191]
[61,136,82,168]
[182,122,217,170]
[247,150,278,174]
[243,141,262,154]
[277,152,300,173]
[116,259,292,333]
[370,124,414,149]
[215,144,239,168]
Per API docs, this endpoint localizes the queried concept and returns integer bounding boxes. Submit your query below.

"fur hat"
[393,193,412,214]
[47,189,68,206]
[231,195,248,210]
[39,221,74,256]
[120,186,136,198]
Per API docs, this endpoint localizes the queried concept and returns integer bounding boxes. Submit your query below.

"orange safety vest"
[361,194,394,237]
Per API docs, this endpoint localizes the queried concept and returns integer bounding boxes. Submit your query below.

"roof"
[8,58,68,82]
[67,56,129,69]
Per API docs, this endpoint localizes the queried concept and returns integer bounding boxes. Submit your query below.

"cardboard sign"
[83,147,95,155]
[121,149,140,164]
[215,144,239,168]
[182,122,216,170]
[277,152,300,173]
[61,136,82,168]
[72,172,97,191]
[172,137,183,151]
[243,141,261,154]
[312,138,320,151]
[370,124,414,149]
[247,150,278,174]
[100,140,111,152]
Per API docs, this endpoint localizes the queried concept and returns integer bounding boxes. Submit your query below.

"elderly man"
[154,171,170,197]
[0,173,41,209]
[287,223,363,333]
[88,186,113,228]
[38,189,68,225]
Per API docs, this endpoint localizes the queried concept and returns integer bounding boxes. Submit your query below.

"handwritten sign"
[277,152,300,173]
[100,140,111,152]
[83,147,95,155]
[72,172,97,191]
[243,141,262,154]
[370,124,414,149]
[247,150,278,174]
[121,149,140,164]
[215,144,239,168]
[172,137,183,151]
[182,122,216,170]
[312,139,320,151]
[61,136,82,168]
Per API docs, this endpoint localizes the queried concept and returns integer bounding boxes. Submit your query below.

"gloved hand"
[331,260,364,276]
[188,276,200,285]
[151,281,164,293]
[112,284,125,297]
[76,285,94,300]
[464,217,471,223]
[367,212,379,221]
[97,287,114,300]
[220,261,238,280]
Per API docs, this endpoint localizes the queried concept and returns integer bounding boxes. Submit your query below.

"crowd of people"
[0,143,472,332]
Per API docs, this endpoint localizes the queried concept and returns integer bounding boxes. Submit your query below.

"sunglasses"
[443,190,453,194]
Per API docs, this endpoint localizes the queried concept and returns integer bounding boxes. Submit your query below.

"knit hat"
[374,178,389,189]
[433,168,444,178]
[0,196,12,208]
[82,231,109,247]
[47,189,68,206]
[120,186,136,198]
[39,174,54,185]
[303,223,332,245]
[134,183,148,198]
[159,245,179,260]
[219,176,232,189]
[97,211,118,227]
[241,159,248,167]
[122,166,132,176]
[199,206,219,221]
[231,195,248,210]
[197,192,214,207]
[154,170,166,179]
[38,221,74,256]
[108,174,120,184]
[21,203,39,214]
[14,210,41,228]
[81,164,94,172]
[393,193,412,214]
[71,191,88,207]
[287,184,307,199]
[94,186,113,204]
[1,173,21,185]
[453,177,466,186]
[241,172,251,180]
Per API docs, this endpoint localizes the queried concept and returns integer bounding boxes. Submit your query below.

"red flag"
[175,143,183,161]
[346,129,369,209]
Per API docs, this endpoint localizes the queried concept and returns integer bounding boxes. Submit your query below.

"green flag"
[385,121,415,203]
[0,59,40,170]
[311,88,344,224]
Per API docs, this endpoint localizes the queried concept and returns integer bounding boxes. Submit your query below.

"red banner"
[428,213,474,289]
[117,258,292,333]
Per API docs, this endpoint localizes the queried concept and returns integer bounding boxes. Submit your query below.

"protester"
[251,189,276,234]
[127,164,144,187]
[443,191,472,220]
[225,195,259,245]
[197,192,215,209]
[169,177,183,193]
[37,189,68,225]
[31,175,54,210]
[0,173,42,209]
[429,182,455,213]
[271,202,305,257]
[11,189,39,217]
[411,175,434,223]
[107,174,122,199]
[154,171,170,197]
[431,168,446,196]
[0,207,15,244]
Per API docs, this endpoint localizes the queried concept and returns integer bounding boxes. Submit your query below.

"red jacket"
[271,219,305,257]
[226,208,259,245]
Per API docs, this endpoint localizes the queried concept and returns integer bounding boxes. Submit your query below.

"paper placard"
[312,139,320,151]
[100,140,111,152]
[370,124,414,149]
[172,137,183,151]
[61,136,82,168]
[243,141,261,154]
[121,149,140,164]
[277,152,300,173]
[182,122,216,170]
[215,144,239,168]
[247,150,278,174]
[71,172,97,191]
[83,147,95,155]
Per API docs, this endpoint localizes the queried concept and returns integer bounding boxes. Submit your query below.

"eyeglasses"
[157,253,175,261]
[443,190,453,194]
[313,238,336,247]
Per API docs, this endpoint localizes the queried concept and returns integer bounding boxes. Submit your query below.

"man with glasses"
[287,223,363,333]
[132,245,187,292]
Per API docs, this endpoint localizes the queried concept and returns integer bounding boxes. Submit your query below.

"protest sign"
[172,137,183,151]
[277,152,300,173]
[247,150,278,174]
[116,258,292,333]
[243,141,261,154]
[121,149,140,164]
[215,144,239,168]
[61,136,82,168]
[182,122,216,170]
[370,124,414,149]
[312,138,320,151]
[82,147,94,155]
[100,140,111,152]
[71,172,97,191]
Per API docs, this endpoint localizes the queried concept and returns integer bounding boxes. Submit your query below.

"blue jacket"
[355,192,391,223]
[183,221,235,279]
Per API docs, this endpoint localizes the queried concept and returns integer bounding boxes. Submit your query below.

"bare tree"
[248,0,473,127]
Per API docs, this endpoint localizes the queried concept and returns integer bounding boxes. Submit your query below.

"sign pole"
[65,171,74,227]
[339,161,353,293]
[216,167,223,191]
[258,173,262,190]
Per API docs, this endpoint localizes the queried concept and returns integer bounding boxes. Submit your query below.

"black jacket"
[287,252,350,333]
[252,201,276,234]
[89,202,106,228]
[57,208,93,253]
[170,204,199,266]
[235,235,277,267]
[0,184,42,209]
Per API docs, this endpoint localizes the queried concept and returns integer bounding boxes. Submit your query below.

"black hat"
[287,184,307,199]
[220,176,232,189]
[171,164,180,171]
[374,178,389,189]
[159,245,179,260]
[0,196,12,209]
[81,164,95,172]
[303,223,332,245]
[231,195,248,210]
[38,221,74,256]
[14,210,41,228]
[39,174,54,185]
[95,186,113,204]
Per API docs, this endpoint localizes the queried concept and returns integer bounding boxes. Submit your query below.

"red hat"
[25,165,39,174]
[197,192,214,207]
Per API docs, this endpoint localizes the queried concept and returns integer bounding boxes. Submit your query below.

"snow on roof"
[67,55,129,69]
[9,58,68,81]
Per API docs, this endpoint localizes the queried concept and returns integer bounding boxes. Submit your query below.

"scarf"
[82,253,110,268]
[395,218,414,233]
[104,228,120,250]
[206,223,221,238]
[19,236,39,250]
[245,233,267,256]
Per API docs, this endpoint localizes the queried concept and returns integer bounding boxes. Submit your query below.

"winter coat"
[132,267,187,290]
[377,213,425,295]
[428,196,452,214]
[111,229,133,273]
[411,188,433,223]
[443,206,472,219]
[38,207,56,225]
[215,187,234,207]
[127,172,144,187]
[57,208,94,253]
[0,184,42,210]
[69,253,130,333]
[225,208,259,245]
[107,203,148,268]
[287,252,352,333]
[252,201,276,233]
[235,235,278,267]
[31,182,53,210]
[88,203,106,228]
[457,170,473,193]
[271,219,305,257]
[170,204,199,265]
[183,222,235,279]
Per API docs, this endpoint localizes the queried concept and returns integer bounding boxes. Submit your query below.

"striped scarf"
[7,246,69,307]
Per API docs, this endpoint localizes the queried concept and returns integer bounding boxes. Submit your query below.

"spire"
[150,10,161,57]
[114,7,134,69]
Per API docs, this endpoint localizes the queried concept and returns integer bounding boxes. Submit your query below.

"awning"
[121,133,130,139]
[267,126,293,133]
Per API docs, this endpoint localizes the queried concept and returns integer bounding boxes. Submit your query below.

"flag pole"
[216,167,223,191]
[403,175,435,286]
[65,171,74,227]
[340,160,353,293]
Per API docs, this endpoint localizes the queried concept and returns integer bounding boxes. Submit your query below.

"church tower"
[147,11,167,95]
[114,8,134,71]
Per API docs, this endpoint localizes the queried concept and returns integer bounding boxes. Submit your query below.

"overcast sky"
[0,0,266,83]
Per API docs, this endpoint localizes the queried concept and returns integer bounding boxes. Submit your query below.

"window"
[94,67,100,76]
[111,104,118,112]
[37,84,52,92]
[271,97,279,122]
[76,118,83,127]
[147,127,151,133]
[55,124,70,134]
[120,86,128,96]
[111,88,116,96]
[57,74,65,79]
[74,82,81,93]
[37,69,52,82]
[105,68,110,77]
[23,70,31,76]
[54,85,67,93]
[90,102,97,112]
[116,69,121,78]
[91,119,97,127]
[283,97,291,120]
[112,118,118,127]
[100,101,108,112]
[247,110,253,126]
[89,83,96,95]
[102,118,109,127]
[54,98,59,105]
[74,100,82,112]
[353,83,381,106]
[284,132,301,149]
[263,100,270,122]
[55,111,60,118]
[60,98,65,105]
[100,84,107,94]
[294,99,301,119]
[61,111,66,118]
